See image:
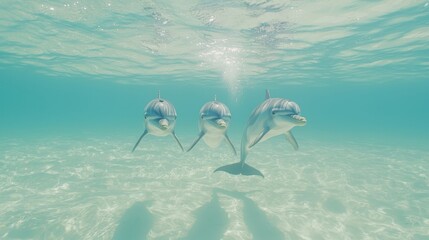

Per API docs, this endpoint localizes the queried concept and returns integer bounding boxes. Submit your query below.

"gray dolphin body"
[187,99,236,155]
[214,90,307,177]
[132,93,184,152]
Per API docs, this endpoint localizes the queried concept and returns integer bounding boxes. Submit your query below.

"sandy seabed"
[0,135,428,240]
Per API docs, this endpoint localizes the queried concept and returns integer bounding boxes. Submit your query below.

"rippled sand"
[1,136,428,239]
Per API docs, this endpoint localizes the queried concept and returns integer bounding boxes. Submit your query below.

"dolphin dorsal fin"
[265,89,271,99]
[214,94,217,101]
[157,90,161,99]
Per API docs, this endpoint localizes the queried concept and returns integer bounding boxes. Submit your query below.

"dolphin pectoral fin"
[187,132,204,152]
[214,162,264,178]
[285,131,299,150]
[224,134,237,155]
[132,130,148,152]
[172,132,184,152]
[249,127,270,149]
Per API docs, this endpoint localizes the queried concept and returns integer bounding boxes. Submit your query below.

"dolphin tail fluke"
[214,162,264,178]
[132,130,148,152]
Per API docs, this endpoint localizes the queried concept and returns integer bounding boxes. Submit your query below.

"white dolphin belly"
[258,123,295,144]
[244,112,295,148]
[258,128,283,143]
[201,121,226,148]
[202,132,224,148]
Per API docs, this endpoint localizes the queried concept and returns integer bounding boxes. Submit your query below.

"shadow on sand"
[112,189,290,240]
[112,201,154,240]
[181,191,229,240]
[215,188,285,240]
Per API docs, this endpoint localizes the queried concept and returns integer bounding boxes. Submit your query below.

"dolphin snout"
[291,115,307,125]
[159,119,169,129]
[216,119,227,128]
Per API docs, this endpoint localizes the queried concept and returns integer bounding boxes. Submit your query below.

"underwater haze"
[1,0,429,239]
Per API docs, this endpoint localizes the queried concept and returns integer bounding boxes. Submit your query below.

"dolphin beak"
[216,119,227,128]
[292,115,307,126]
[159,119,169,129]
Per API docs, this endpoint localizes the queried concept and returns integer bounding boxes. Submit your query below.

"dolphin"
[214,90,307,177]
[132,91,184,152]
[187,96,236,155]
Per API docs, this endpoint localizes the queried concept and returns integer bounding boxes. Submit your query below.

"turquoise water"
[1,1,429,239]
